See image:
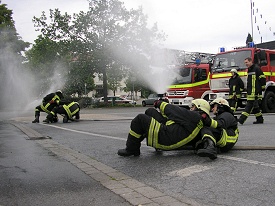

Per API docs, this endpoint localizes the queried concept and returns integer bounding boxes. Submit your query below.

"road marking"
[219,155,275,168]
[168,165,212,178]
[42,124,127,141]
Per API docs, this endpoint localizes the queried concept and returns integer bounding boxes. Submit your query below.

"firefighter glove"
[201,113,212,127]
[153,100,163,108]
[49,100,55,104]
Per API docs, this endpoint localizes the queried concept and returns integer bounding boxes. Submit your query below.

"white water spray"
[135,48,180,94]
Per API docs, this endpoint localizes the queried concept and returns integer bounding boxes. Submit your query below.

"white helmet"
[210,98,230,108]
[230,68,238,74]
[191,99,210,115]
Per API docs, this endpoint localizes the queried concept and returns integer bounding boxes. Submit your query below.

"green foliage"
[0,2,30,54]
[25,36,69,93]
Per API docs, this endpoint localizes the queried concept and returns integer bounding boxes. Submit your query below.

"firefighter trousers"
[238,99,263,124]
[126,108,203,151]
[228,98,238,113]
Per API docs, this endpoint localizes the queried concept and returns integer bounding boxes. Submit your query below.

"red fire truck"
[201,43,275,113]
[167,52,214,107]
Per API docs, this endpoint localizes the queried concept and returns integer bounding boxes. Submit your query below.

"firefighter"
[32,90,64,123]
[45,101,80,123]
[228,68,244,112]
[117,99,218,159]
[238,57,266,124]
[201,98,239,153]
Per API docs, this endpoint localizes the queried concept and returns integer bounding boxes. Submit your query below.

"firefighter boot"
[32,115,39,123]
[45,113,54,123]
[197,137,217,160]
[253,116,264,124]
[118,135,141,157]
[63,115,68,123]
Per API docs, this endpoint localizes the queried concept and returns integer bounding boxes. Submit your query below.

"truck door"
[193,68,208,98]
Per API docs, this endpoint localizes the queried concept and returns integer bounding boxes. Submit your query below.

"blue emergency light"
[195,58,201,65]
[220,47,225,52]
[248,42,255,48]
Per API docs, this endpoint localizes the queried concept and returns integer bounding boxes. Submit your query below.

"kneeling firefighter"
[201,98,239,153]
[117,99,217,159]
[32,90,64,123]
[45,101,80,123]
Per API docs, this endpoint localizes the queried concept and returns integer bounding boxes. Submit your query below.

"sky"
[2,0,275,54]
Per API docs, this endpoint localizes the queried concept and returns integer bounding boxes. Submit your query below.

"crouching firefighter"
[117,99,217,159]
[45,101,80,123]
[200,98,239,154]
[32,90,64,123]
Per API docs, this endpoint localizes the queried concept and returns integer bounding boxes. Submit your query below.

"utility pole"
[250,0,254,40]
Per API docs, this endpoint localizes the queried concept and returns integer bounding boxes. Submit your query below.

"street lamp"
[84,83,87,96]
[131,77,136,101]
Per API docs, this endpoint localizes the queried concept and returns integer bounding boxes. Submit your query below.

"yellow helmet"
[210,98,230,108]
[191,99,210,115]
[230,68,238,74]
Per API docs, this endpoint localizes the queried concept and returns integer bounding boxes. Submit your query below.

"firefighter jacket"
[40,93,62,113]
[229,74,244,99]
[147,102,204,150]
[246,64,266,100]
[206,111,238,148]
[61,102,80,119]
[50,101,80,119]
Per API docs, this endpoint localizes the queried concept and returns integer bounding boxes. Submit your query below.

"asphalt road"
[1,106,275,206]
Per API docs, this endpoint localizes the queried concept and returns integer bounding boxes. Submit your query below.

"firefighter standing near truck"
[32,90,64,123]
[201,98,239,153]
[117,99,218,160]
[238,57,266,124]
[45,101,80,123]
[228,68,244,112]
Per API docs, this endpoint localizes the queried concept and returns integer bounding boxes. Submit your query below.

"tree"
[31,0,165,102]
[0,1,30,55]
[246,33,253,46]
[25,35,95,96]
[0,1,31,109]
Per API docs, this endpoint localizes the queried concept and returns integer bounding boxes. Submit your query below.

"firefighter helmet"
[210,98,230,108]
[230,68,238,74]
[191,99,210,115]
[56,90,64,99]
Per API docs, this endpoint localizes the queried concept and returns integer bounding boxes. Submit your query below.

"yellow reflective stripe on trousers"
[148,120,204,150]
[147,118,160,147]
[241,111,250,117]
[129,129,142,138]
[202,134,216,144]
[216,128,239,147]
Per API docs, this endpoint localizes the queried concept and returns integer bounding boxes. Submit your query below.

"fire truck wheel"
[262,91,275,113]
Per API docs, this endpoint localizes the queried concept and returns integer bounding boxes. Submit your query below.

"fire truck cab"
[201,44,275,113]
[167,52,214,107]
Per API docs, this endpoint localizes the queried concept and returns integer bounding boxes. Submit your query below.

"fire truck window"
[194,69,207,82]
[173,68,192,84]
[270,54,275,66]
[201,69,207,80]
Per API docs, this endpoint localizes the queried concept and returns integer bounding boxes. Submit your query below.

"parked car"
[98,96,136,105]
[142,93,159,107]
